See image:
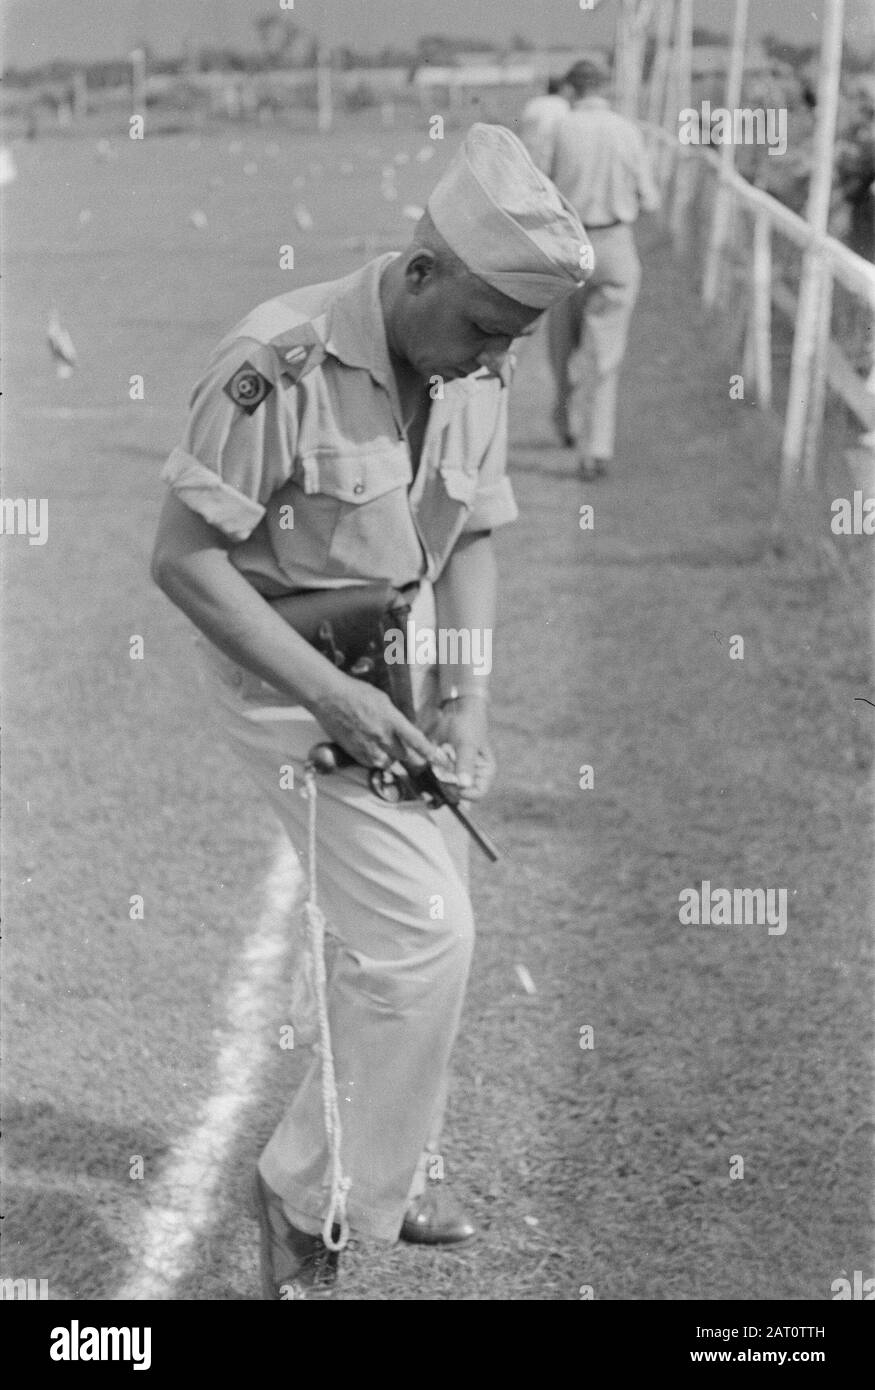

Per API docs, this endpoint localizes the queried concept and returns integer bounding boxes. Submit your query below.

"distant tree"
[46,60,75,81]
[509,33,534,52]
[84,59,133,88]
[253,12,314,68]
[150,56,185,77]
[254,13,292,64]
[692,27,729,47]
[834,82,875,260]
[415,35,461,67]
[376,46,417,68]
[198,47,248,73]
[761,33,818,69]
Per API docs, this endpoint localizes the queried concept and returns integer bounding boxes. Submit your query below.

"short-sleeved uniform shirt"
[547,97,661,226]
[161,252,518,595]
[519,93,570,174]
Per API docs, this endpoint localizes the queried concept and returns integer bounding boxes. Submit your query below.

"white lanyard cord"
[303,765,352,1252]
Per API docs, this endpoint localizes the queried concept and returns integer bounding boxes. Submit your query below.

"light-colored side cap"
[427,122,592,309]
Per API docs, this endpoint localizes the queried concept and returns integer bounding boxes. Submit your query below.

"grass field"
[1,112,873,1301]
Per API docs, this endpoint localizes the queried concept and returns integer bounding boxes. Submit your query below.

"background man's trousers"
[547,222,642,461]
[194,583,473,1243]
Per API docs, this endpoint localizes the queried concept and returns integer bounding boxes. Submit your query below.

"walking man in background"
[543,58,660,481]
[519,76,570,174]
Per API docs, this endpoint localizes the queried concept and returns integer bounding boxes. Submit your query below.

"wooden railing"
[640,121,875,494]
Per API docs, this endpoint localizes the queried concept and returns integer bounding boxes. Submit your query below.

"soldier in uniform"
[151,124,589,1299]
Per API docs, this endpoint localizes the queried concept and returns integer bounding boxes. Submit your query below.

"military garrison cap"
[427,122,592,309]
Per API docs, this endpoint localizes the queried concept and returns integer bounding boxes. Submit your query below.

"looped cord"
[303,765,352,1252]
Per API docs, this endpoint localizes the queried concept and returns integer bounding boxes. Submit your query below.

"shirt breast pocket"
[274,444,417,580]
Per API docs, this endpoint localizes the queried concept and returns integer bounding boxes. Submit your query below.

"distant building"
[454,50,505,68]
[691,43,774,79]
[529,48,609,81]
[412,47,610,95]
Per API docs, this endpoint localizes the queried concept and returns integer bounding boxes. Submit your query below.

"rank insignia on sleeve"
[223,361,275,415]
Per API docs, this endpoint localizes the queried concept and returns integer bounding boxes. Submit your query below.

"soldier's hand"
[428,697,495,801]
[315,677,438,772]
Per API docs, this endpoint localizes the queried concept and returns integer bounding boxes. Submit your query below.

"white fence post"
[646,0,676,128]
[780,0,845,491]
[702,0,749,306]
[748,205,774,411]
[668,0,693,246]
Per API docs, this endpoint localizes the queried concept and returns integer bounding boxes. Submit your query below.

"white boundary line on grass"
[115,836,302,1301]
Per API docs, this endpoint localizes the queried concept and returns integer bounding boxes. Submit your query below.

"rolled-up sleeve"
[464,387,518,533]
[160,337,297,541]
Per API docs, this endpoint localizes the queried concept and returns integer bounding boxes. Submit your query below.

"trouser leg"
[569,226,642,460]
[405,804,469,1201]
[406,1070,450,1200]
[546,289,586,438]
[199,652,475,1243]
[261,800,475,1244]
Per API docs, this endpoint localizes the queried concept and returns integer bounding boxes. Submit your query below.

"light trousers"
[194,584,473,1242]
[546,222,642,460]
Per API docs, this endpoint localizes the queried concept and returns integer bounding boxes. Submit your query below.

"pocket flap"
[297,446,412,503]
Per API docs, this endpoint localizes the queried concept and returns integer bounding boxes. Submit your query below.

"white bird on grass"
[47,307,76,378]
[0,145,17,187]
[380,165,398,202]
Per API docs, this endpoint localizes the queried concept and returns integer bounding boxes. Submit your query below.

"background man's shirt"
[520,93,570,175]
[547,96,661,226]
[161,252,517,595]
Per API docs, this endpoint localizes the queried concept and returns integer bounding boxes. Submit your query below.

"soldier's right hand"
[311,677,438,773]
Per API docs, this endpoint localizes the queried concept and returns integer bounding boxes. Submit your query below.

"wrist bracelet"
[439,684,490,709]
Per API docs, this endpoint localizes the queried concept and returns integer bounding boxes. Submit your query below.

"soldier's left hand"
[430,697,495,802]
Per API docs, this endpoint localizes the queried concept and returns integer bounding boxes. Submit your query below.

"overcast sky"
[5,0,861,68]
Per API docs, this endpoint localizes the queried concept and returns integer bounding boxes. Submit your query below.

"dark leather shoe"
[400,1185,476,1245]
[578,454,609,481]
[252,1170,339,1300]
[551,404,575,449]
